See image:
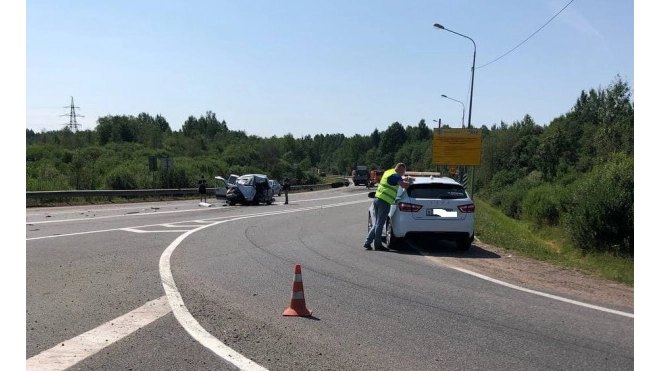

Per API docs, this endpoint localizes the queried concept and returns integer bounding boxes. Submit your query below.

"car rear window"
[407,183,467,199]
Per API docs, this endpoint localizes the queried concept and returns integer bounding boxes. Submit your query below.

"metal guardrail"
[26,183,341,201]
[26,189,197,199]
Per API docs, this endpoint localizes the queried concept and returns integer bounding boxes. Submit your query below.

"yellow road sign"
[432,128,482,166]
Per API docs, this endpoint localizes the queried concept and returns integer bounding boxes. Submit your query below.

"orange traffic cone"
[283,264,312,317]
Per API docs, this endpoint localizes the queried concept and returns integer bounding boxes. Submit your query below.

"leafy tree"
[378,121,407,166]
[405,119,432,143]
[26,129,36,143]
[155,114,172,133]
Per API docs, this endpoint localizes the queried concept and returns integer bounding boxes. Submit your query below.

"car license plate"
[427,208,454,216]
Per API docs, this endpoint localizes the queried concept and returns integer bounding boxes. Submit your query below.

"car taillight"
[458,203,475,213]
[398,202,423,212]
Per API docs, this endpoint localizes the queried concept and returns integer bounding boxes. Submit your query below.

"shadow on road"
[386,236,501,259]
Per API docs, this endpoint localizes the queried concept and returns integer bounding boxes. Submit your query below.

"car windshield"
[407,183,467,199]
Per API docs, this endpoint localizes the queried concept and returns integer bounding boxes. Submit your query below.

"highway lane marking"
[448,265,634,318]
[121,228,193,233]
[26,296,172,371]
[27,227,131,241]
[411,245,634,319]
[159,217,270,371]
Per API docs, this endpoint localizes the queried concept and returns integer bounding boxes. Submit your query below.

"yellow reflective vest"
[375,168,399,205]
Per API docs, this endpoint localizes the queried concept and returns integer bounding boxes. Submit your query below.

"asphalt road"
[26,187,634,371]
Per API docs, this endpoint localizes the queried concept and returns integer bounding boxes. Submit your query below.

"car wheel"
[385,220,400,249]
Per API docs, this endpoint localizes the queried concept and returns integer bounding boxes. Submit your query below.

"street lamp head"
[433,23,445,30]
[441,94,447,98]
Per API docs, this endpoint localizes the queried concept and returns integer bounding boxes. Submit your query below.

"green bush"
[491,187,526,219]
[522,183,567,226]
[104,165,140,190]
[26,161,72,191]
[490,171,544,219]
[27,144,63,162]
[486,169,518,197]
[564,153,633,257]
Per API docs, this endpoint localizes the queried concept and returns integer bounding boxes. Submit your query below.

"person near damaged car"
[282,177,291,204]
[198,176,207,203]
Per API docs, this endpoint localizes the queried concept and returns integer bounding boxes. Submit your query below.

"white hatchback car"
[368,172,475,250]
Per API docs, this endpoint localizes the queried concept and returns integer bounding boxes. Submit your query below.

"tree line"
[26,76,633,257]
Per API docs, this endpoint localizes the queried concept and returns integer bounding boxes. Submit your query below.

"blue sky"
[24,0,634,138]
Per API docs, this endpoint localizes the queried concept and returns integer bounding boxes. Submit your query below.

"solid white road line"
[450,265,634,318]
[413,247,634,318]
[159,219,270,371]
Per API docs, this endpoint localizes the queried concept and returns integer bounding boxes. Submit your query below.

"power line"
[477,0,575,69]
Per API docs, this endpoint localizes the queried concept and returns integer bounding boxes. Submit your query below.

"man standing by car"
[282,177,291,204]
[363,163,413,250]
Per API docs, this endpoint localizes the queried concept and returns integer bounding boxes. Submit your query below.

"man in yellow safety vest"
[363,162,414,250]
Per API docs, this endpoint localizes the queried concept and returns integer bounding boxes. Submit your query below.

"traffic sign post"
[431,128,482,166]
[432,128,481,195]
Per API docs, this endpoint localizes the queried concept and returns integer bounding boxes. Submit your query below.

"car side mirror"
[367,191,376,198]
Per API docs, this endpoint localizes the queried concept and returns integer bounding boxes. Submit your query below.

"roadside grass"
[474,197,634,286]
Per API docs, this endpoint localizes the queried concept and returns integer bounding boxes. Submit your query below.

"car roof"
[240,173,268,178]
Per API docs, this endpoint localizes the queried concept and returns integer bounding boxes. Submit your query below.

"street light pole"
[434,23,477,196]
[441,94,465,128]
[433,23,476,129]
